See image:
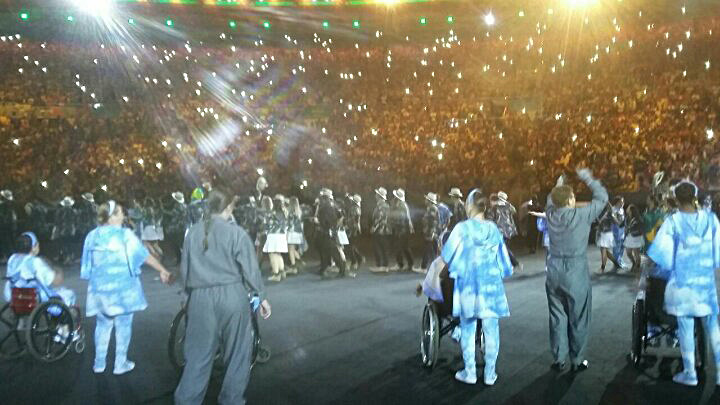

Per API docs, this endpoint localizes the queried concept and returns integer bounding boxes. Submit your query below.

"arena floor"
[1,248,719,405]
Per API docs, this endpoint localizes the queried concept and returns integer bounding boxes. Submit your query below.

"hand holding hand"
[259,299,272,319]
[159,269,173,284]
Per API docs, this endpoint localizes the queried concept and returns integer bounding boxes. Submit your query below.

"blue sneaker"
[455,369,477,385]
[451,326,461,342]
[672,371,698,386]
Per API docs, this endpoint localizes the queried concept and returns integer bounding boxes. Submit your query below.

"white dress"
[596,231,615,248]
[624,234,645,249]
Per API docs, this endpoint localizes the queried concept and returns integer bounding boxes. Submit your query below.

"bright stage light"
[566,0,597,8]
[19,12,29,21]
[484,12,495,26]
[69,0,113,17]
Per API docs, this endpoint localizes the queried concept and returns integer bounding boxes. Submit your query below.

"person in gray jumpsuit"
[175,188,272,405]
[545,168,608,372]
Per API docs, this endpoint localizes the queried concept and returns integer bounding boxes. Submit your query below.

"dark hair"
[646,195,659,208]
[627,204,641,220]
[611,196,624,206]
[202,187,234,252]
[675,183,697,206]
[15,234,33,254]
[551,185,574,208]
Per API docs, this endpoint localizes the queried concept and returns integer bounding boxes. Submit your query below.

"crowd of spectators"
[0,8,719,205]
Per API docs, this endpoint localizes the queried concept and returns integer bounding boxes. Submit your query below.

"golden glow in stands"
[566,0,598,8]
[483,12,495,26]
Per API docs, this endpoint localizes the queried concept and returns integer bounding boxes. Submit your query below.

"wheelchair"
[420,275,483,369]
[168,293,271,371]
[629,275,706,369]
[0,277,85,362]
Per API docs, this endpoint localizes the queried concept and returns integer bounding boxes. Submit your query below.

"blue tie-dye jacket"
[647,210,720,317]
[81,225,150,317]
[441,219,513,319]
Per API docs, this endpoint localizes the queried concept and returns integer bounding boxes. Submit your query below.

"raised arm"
[576,168,609,223]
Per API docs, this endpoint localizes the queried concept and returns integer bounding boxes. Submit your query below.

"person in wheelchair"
[431,189,513,386]
[647,181,720,387]
[3,232,76,307]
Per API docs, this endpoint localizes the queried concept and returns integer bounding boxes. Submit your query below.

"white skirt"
[337,230,349,246]
[596,231,615,249]
[624,235,645,249]
[287,231,304,245]
[263,233,288,253]
[142,225,162,241]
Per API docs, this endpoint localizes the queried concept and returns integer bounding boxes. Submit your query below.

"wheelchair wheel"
[168,307,187,371]
[476,320,485,354]
[630,299,646,368]
[695,318,707,370]
[74,329,86,354]
[26,299,74,362]
[250,310,271,366]
[0,303,27,359]
[255,345,271,364]
[168,307,223,371]
[420,302,440,368]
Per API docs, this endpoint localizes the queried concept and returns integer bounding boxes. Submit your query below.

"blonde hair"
[289,197,302,218]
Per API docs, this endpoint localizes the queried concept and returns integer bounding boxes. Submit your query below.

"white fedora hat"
[393,188,406,202]
[375,187,387,200]
[448,188,463,198]
[60,196,75,207]
[171,191,185,204]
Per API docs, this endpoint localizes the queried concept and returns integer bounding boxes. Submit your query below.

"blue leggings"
[677,315,720,373]
[94,312,134,370]
[460,317,499,378]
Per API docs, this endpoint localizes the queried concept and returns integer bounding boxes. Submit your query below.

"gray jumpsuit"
[545,171,608,366]
[175,216,266,405]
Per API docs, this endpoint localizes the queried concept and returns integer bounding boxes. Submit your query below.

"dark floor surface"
[2,247,720,405]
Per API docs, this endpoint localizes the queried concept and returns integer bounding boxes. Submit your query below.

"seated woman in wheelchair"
[423,189,513,386]
[3,232,76,307]
[647,181,720,387]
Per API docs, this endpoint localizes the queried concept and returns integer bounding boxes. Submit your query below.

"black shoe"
[551,362,566,371]
[321,270,336,280]
[572,360,589,372]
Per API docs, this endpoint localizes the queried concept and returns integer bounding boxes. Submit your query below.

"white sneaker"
[454,369,477,384]
[412,267,427,274]
[93,364,106,374]
[370,266,387,273]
